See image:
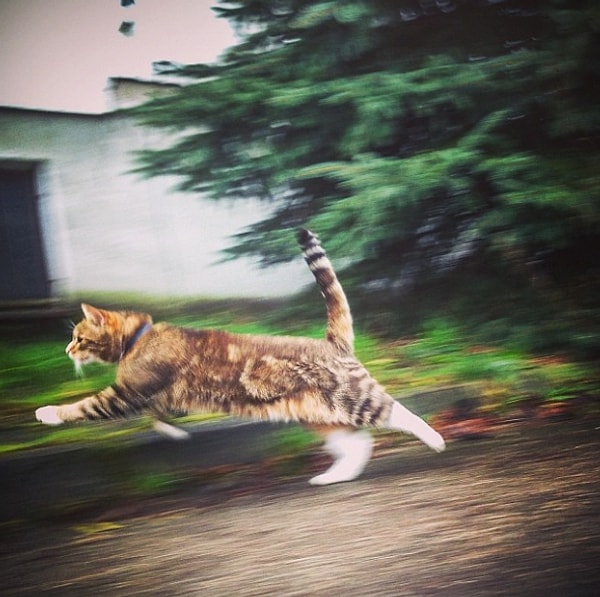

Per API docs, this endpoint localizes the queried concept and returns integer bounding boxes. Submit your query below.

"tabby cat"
[36,229,445,485]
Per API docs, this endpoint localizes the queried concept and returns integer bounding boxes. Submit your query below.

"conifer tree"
[135,0,600,302]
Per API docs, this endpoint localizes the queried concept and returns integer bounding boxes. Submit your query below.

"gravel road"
[2,417,599,596]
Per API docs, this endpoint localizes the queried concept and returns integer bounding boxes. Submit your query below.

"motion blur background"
[1,3,599,595]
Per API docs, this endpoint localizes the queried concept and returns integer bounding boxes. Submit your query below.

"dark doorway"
[0,167,50,300]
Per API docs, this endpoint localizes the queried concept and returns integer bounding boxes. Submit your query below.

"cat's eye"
[75,335,93,346]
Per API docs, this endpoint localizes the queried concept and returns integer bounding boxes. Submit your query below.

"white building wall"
[0,107,306,298]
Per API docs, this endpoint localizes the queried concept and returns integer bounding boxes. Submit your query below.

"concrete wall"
[0,106,306,298]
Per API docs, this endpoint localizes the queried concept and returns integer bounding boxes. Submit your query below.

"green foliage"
[359,317,598,408]
[126,470,186,496]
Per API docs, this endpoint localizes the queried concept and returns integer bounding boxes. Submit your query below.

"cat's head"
[66,303,152,368]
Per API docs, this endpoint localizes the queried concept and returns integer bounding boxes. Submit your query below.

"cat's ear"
[81,303,107,326]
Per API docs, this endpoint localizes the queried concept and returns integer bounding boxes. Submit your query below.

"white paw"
[309,472,340,486]
[152,420,191,441]
[309,470,359,485]
[387,402,446,452]
[428,431,446,453]
[309,430,373,485]
[35,405,64,426]
[411,425,446,453]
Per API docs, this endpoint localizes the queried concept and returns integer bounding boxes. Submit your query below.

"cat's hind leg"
[385,401,446,452]
[309,428,373,486]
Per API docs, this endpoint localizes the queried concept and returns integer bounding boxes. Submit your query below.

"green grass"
[1,303,598,456]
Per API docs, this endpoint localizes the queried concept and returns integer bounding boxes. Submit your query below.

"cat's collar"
[120,322,152,360]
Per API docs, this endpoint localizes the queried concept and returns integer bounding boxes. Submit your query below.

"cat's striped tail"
[298,229,354,354]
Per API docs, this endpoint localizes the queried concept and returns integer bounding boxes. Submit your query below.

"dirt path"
[2,418,599,596]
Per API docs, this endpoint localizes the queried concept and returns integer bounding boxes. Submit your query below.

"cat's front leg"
[35,385,146,425]
[35,396,110,425]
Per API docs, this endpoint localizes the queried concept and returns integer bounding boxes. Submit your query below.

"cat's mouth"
[67,354,98,377]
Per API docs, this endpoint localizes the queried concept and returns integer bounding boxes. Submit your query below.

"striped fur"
[297,229,354,354]
[35,231,445,485]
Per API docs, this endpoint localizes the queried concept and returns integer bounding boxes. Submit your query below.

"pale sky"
[0,0,237,112]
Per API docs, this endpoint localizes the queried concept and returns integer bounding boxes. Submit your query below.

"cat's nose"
[65,342,73,355]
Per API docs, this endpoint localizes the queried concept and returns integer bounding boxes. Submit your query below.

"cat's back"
[150,322,340,361]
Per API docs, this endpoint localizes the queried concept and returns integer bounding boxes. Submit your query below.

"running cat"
[35,229,445,485]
